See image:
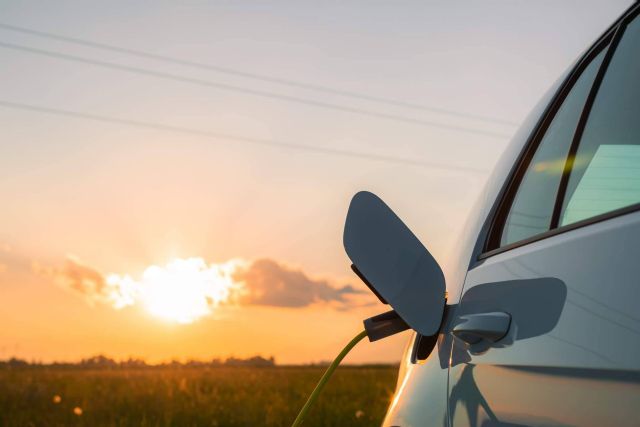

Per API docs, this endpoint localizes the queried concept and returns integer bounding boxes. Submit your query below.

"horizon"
[0,354,399,367]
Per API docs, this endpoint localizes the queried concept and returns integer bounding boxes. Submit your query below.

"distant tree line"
[0,354,276,369]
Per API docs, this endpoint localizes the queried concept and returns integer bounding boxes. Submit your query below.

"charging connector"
[363,310,410,342]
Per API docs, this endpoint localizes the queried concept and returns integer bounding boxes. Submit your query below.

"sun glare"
[106,258,245,324]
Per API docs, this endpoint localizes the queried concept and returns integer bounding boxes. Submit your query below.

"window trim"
[481,3,640,260]
[550,20,628,229]
[481,201,640,260]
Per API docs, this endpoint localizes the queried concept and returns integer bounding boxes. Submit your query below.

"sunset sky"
[0,0,631,364]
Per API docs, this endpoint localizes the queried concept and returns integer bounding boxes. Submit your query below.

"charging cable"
[291,329,368,427]
[291,309,409,426]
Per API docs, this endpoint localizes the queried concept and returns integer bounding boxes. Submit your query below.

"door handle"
[452,312,511,345]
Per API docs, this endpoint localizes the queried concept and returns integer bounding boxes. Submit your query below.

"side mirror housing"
[343,191,446,336]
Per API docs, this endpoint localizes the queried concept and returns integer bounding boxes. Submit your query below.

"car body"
[382,3,640,426]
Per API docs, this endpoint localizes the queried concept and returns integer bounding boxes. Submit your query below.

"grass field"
[0,366,398,426]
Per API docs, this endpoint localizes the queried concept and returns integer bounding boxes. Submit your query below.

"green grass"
[0,366,398,426]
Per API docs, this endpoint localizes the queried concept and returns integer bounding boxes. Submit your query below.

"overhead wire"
[0,23,507,173]
[0,100,489,174]
[0,41,511,140]
[0,22,518,127]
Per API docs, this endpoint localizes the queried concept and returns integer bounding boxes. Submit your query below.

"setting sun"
[106,258,245,324]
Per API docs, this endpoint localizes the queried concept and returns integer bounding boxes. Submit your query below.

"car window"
[560,16,640,226]
[499,49,606,246]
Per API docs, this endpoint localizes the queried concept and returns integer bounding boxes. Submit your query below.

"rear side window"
[499,49,606,246]
[560,16,640,226]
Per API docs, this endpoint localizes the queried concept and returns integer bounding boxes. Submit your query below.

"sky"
[0,0,632,364]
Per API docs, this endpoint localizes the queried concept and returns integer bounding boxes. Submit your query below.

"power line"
[0,41,511,140]
[0,100,488,174]
[0,22,518,127]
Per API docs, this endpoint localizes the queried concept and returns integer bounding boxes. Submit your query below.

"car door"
[448,7,640,427]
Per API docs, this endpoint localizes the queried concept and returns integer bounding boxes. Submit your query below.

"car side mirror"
[343,191,446,337]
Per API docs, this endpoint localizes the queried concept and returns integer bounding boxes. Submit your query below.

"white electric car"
[344,3,640,426]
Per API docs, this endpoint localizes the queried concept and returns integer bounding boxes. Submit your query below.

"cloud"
[36,256,368,321]
[233,258,365,308]
[34,256,135,308]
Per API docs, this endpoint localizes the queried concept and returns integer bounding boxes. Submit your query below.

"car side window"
[499,49,606,247]
[559,16,640,226]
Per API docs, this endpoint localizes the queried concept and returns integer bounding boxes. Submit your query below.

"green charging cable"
[291,329,368,427]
